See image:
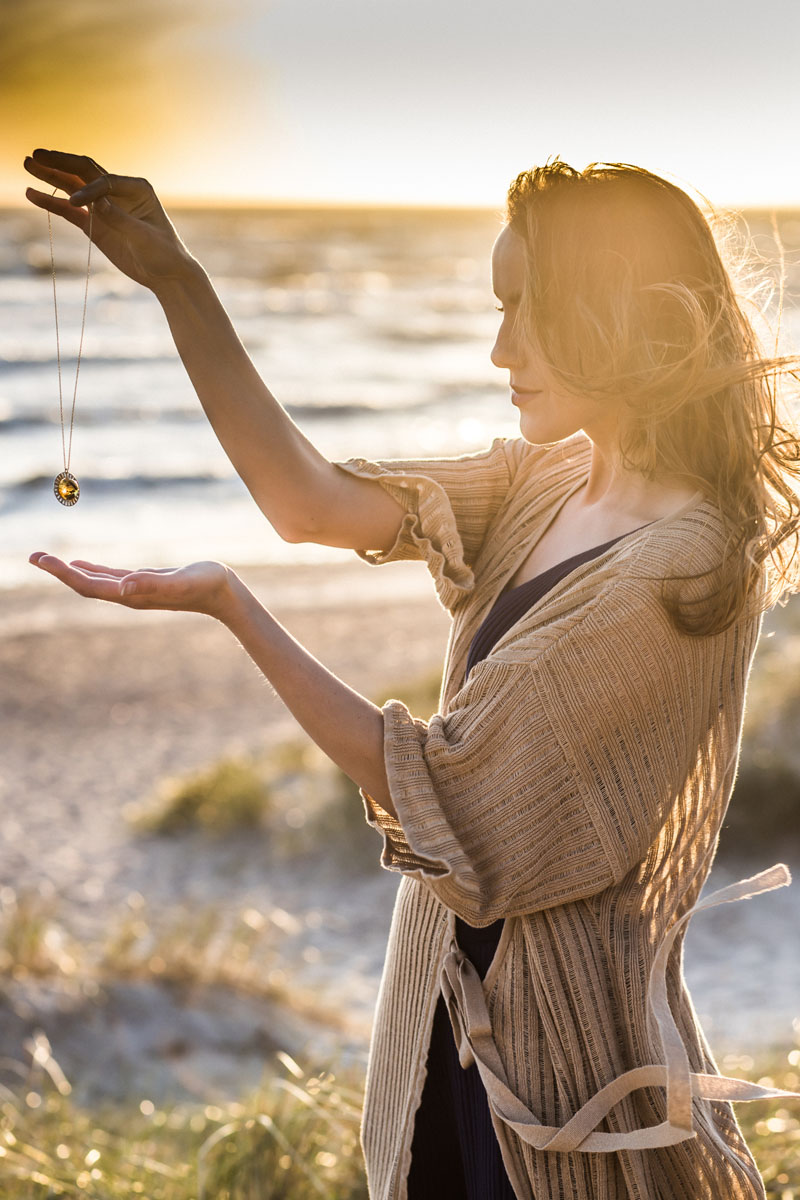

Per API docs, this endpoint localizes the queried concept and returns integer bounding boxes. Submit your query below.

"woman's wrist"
[149,252,207,301]
[212,569,251,627]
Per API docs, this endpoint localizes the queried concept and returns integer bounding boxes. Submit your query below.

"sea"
[2,203,799,587]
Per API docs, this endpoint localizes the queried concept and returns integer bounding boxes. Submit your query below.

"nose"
[491,313,521,370]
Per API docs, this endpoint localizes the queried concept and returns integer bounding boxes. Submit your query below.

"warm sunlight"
[5,3,800,1195]
[1,0,798,208]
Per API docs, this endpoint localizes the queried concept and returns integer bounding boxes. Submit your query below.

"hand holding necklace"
[24,148,197,290]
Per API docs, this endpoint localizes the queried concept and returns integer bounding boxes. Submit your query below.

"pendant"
[54,470,80,506]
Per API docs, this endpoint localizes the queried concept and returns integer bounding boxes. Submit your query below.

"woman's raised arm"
[149,262,406,549]
[23,149,406,551]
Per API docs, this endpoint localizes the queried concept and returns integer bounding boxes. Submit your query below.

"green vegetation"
[127,756,275,836]
[1,885,271,994]
[123,665,445,866]
[724,763,800,856]
[0,1051,368,1199]
[0,1042,798,1197]
[379,664,442,718]
[0,887,81,981]
[0,886,355,1038]
[733,1047,800,1196]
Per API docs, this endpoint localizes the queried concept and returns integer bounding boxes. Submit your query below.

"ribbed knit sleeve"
[359,568,743,925]
[332,437,536,613]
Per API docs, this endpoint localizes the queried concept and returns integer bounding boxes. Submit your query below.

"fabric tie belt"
[439,862,800,1153]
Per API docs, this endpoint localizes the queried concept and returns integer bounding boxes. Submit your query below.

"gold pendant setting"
[54,470,80,506]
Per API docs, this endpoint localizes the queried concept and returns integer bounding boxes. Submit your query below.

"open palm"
[28,553,234,620]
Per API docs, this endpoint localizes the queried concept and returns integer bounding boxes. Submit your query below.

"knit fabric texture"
[333,431,797,1200]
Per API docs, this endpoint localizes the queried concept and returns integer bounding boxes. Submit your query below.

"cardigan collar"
[442,437,709,703]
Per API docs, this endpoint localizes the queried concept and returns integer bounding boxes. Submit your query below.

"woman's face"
[490,225,616,447]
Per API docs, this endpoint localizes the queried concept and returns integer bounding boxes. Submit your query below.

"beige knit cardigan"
[334,430,798,1200]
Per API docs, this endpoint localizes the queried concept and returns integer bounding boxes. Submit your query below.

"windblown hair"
[505,157,800,637]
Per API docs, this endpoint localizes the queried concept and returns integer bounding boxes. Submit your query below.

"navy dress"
[407,524,652,1199]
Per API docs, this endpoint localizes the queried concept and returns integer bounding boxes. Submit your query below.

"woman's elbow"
[278,523,313,544]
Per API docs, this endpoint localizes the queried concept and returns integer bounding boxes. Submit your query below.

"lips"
[511,388,542,405]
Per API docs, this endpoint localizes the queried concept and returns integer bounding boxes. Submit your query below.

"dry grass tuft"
[0,1044,369,1199]
[126,756,275,836]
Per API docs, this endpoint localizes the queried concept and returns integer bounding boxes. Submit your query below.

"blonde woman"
[23,150,800,1198]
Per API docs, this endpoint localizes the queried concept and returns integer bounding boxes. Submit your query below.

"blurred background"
[2,0,800,1195]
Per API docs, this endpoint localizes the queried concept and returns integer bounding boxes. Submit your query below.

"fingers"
[29,553,127,602]
[26,150,148,201]
[24,151,124,224]
[32,553,178,586]
[25,149,154,206]
[29,554,168,609]
[28,149,109,187]
[68,559,178,580]
[69,559,133,578]
[68,174,149,207]
[24,188,93,232]
[24,157,86,196]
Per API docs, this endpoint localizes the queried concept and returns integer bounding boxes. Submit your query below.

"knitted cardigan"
[333,430,798,1200]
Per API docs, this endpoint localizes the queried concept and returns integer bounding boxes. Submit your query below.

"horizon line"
[2,195,799,215]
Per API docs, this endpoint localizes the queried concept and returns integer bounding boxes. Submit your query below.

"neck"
[577,435,695,521]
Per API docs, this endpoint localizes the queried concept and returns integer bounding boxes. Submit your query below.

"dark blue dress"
[407,524,652,1199]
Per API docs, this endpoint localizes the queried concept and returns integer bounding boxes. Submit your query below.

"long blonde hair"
[505,158,800,637]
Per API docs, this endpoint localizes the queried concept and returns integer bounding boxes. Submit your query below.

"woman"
[23,151,800,1198]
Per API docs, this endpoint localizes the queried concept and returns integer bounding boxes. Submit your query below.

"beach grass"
[120,664,445,866]
[0,1045,797,1197]
[735,1047,800,1195]
[2,880,798,1196]
[126,757,276,837]
[0,885,359,1041]
[0,1050,368,1199]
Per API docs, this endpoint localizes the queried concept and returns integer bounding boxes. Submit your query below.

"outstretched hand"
[28,553,236,621]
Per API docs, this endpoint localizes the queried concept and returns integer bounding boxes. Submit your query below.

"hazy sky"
[2,0,798,207]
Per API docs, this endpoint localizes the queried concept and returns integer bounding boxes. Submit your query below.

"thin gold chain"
[47,189,94,475]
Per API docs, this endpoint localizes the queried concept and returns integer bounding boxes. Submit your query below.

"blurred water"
[2,204,799,586]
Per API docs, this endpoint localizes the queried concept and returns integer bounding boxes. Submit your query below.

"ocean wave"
[0,407,202,432]
[6,471,234,498]
[0,395,436,434]
[287,395,432,419]
[0,353,177,373]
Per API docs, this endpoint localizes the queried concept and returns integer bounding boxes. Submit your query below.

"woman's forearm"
[219,571,396,817]
[152,262,339,542]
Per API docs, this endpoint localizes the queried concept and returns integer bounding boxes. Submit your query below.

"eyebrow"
[494,291,522,304]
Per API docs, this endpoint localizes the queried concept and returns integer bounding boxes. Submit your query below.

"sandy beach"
[3,554,451,902]
[1,556,453,1098]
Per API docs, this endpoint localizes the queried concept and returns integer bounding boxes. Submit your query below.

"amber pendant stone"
[54,470,80,506]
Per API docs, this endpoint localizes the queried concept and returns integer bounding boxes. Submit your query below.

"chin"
[517,410,582,446]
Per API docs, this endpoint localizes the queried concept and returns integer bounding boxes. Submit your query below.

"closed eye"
[495,305,504,313]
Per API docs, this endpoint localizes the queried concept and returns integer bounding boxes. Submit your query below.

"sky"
[1,0,799,209]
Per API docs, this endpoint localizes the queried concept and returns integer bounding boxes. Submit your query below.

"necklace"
[47,188,94,506]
